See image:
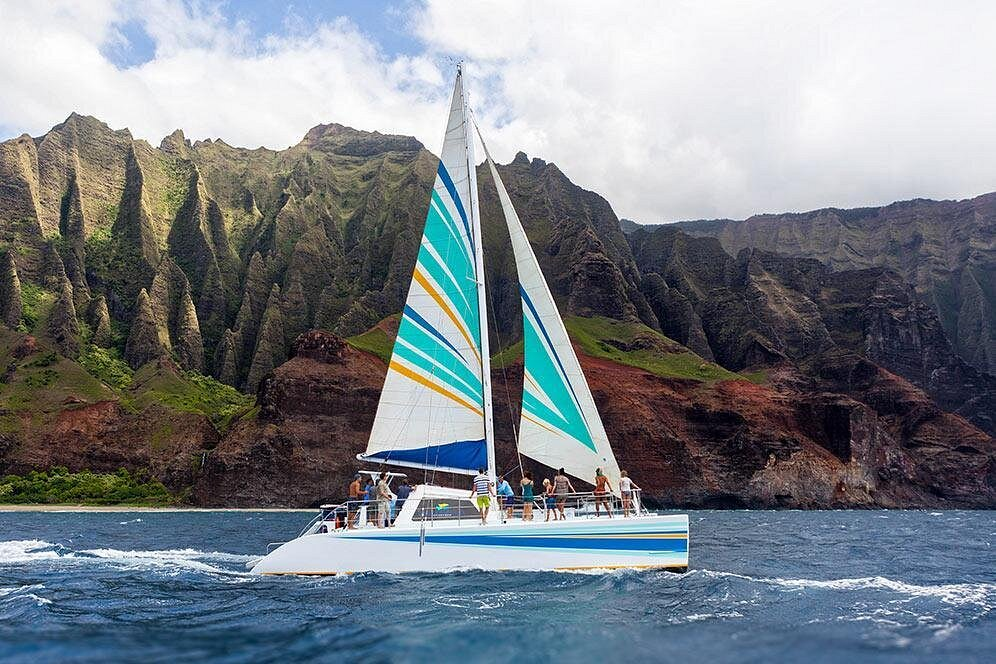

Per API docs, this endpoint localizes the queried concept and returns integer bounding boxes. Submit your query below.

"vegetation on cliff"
[0,467,173,505]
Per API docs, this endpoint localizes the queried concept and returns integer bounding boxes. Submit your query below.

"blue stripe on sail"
[437,162,474,255]
[520,287,587,425]
[403,305,465,362]
[360,439,487,471]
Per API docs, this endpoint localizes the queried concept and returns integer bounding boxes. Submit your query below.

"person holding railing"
[553,468,575,520]
[496,475,515,520]
[593,468,613,518]
[619,470,640,517]
[542,478,556,521]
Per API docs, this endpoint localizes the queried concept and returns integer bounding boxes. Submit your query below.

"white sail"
[361,67,491,475]
[478,131,622,494]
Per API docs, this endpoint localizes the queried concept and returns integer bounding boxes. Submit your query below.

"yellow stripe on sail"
[522,411,567,438]
[390,360,483,417]
[413,269,482,365]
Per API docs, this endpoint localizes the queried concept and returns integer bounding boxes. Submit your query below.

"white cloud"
[415,0,996,221]
[2,1,996,221]
[0,0,449,153]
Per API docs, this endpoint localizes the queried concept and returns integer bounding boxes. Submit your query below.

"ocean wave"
[688,569,995,608]
[0,584,51,607]
[0,539,255,577]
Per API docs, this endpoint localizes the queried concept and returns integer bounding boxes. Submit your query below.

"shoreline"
[0,505,313,512]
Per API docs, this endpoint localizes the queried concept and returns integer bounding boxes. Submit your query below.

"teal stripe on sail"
[427,190,472,267]
[416,245,479,345]
[392,339,483,405]
[395,316,483,401]
[522,314,595,450]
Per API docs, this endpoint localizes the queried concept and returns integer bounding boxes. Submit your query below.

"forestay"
[477,129,622,494]
[360,68,488,474]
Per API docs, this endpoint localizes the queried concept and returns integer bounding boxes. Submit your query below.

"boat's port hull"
[251,513,689,575]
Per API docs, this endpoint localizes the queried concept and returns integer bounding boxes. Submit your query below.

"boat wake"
[0,539,255,578]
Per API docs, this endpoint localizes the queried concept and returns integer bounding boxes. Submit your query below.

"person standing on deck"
[394,479,412,524]
[376,472,392,528]
[469,468,494,525]
[520,472,535,521]
[347,473,363,529]
[593,468,613,518]
[543,478,557,521]
[553,468,575,520]
[496,476,515,520]
[619,470,640,517]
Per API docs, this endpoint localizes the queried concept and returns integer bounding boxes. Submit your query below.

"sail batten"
[477,129,621,494]
[361,67,490,476]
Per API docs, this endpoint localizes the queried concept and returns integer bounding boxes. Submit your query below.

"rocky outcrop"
[667,194,996,375]
[88,294,112,347]
[124,288,167,369]
[194,330,385,506]
[147,258,204,372]
[192,330,995,508]
[0,250,22,328]
[46,277,80,356]
[628,225,996,436]
[212,328,240,387]
[245,284,286,392]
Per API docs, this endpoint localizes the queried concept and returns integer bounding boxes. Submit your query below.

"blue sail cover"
[360,439,487,473]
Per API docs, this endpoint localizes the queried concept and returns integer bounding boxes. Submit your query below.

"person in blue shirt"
[394,479,412,523]
[496,476,515,520]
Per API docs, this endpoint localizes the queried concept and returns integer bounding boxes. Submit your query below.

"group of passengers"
[470,467,642,525]
[338,467,642,529]
[346,472,412,529]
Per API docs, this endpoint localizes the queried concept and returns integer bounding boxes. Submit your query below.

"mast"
[460,64,497,493]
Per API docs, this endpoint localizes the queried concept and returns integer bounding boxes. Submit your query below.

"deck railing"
[302,489,647,534]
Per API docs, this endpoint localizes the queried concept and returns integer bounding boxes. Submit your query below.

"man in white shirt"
[469,468,494,525]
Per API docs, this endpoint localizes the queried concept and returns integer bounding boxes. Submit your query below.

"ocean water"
[0,510,992,663]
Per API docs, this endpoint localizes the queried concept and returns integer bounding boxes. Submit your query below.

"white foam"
[0,584,51,606]
[0,539,255,577]
[688,569,994,609]
[0,540,62,563]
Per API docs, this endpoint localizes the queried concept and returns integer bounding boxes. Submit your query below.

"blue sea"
[0,510,992,663]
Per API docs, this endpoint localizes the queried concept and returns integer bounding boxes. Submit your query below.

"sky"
[2,1,996,223]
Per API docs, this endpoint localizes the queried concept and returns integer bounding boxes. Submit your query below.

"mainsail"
[478,130,622,494]
[361,67,493,475]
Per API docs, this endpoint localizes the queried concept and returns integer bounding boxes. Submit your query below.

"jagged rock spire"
[59,172,91,313]
[245,284,286,392]
[147,257,204,372]
[88,294,112,347]
[0,251,23,329]
[124,288,168,369]
[281,273,309,344]
[47,277,80,357]
[212,328,241,387]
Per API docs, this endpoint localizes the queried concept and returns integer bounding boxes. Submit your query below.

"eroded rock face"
[668,194,996,375]
[191,330,994,508]
[628,226,996,436]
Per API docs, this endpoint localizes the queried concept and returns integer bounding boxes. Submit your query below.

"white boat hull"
[251,513,689,575]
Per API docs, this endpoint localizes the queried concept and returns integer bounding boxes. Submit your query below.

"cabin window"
[410,498,480,522]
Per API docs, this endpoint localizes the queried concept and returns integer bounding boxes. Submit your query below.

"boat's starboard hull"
[251,514,689,575]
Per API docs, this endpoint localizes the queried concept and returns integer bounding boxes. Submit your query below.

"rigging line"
[470,108,525,480]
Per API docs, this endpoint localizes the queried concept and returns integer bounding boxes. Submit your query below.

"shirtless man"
[347,474,362,528]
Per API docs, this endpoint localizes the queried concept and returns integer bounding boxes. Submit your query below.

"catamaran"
[251,65,689,575]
